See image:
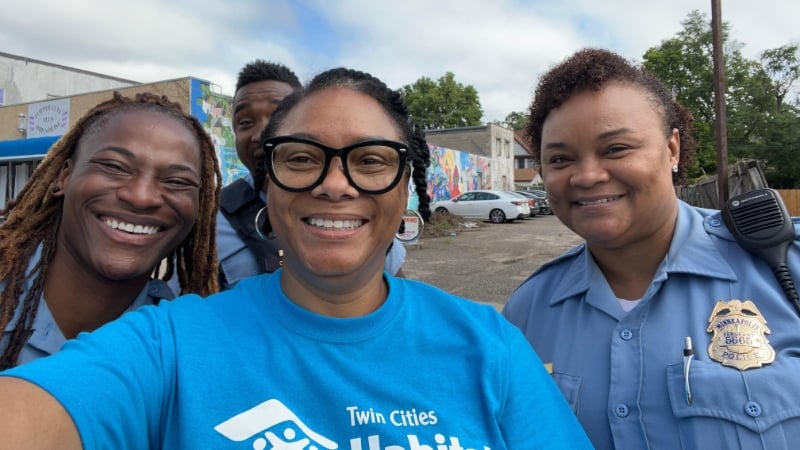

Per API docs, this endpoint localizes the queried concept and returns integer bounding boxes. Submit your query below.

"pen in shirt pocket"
[683,336,694,405]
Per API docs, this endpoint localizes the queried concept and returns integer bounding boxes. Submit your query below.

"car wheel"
[489,209,506,223]
[435,207,449,214]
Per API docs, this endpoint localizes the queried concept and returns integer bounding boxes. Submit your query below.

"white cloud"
[1,0,798,122]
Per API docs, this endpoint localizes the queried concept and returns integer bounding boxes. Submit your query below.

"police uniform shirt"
[1,245,174,366]
[503,200,800,450]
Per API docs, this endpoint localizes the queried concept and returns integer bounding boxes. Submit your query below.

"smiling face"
[540,81,680,251]
[267,86,408,283]
[233,80,295,175]
[53,109,202,282]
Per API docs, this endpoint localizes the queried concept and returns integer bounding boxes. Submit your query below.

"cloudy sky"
[2,0,798,122]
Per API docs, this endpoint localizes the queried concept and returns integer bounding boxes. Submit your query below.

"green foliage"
[502,111,529,130]
[642,10,800,187]
[746,107,800,187]
[401,72,483,129]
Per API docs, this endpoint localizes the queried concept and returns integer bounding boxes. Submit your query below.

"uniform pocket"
[666,357,800,449]
[552,371,581,414]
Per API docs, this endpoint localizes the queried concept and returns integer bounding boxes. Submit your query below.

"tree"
[502,111,528,130]
[401,72,483,129]
[642,10,732,178]
[760,44,800,108]
[642,10,800,186]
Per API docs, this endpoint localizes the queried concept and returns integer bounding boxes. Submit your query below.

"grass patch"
[422,211,482,238]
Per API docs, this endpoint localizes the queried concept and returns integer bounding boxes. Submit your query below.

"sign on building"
[27,98,70,138]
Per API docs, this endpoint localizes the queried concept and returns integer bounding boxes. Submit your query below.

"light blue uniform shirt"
[503,200,800,449]
[216,175,407,289]
[1,246,174,366]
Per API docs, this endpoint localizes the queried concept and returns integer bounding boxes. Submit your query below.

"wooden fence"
[676,159,800,216]
[776,189,800,216]
[676,159,769,209]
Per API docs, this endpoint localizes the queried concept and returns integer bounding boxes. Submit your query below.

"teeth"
[103,218,160,235]
[578,197,620,206]
[308,217,363,229]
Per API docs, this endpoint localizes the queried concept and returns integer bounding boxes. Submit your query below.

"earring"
[51,185,61,194]
[254,206,275,240]
[672,165,679,173]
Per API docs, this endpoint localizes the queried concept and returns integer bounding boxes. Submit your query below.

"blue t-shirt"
[4,273,591,449]
[503,200,800,449]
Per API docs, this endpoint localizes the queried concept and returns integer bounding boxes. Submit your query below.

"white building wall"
[488,124,514,191]
[0,52,137,106]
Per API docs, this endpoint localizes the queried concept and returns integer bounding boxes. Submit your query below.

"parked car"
[510,191,545,217]
[526,189,553,215]
[507,191,540,217]
[432,190,530,223]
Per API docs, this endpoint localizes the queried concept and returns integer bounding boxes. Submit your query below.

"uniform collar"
[14,279,168,358]
[4,242,172,358]
[244,172,267,202]
[546,200,737,307]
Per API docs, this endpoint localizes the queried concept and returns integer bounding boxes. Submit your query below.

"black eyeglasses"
[263,136,409,194]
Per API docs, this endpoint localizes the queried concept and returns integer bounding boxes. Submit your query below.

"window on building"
[504,139,510,158]
[495,138,501,157]
[0,159,41,214]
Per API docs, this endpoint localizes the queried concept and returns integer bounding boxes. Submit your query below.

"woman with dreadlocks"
[0,91,220,370]
[0,68,589,449]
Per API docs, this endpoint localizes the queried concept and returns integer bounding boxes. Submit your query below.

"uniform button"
[620,329,633,340]
[148,284,159,293]
[744,401,762,417]
[614,404,629,417]
[709,218,722,227]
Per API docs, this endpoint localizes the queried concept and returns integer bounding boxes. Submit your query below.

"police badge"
[706,300,775,370]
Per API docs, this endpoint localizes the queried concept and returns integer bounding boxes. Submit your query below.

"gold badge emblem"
[706,300,775,370]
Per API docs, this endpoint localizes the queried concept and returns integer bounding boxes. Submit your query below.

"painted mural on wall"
[190,79,244,186]
[426,145,491,203]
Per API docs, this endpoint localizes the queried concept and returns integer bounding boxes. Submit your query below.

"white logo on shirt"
[214,398,338,449]
[216,399,492,450]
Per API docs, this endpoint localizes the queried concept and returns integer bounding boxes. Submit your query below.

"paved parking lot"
[402,215,583,310]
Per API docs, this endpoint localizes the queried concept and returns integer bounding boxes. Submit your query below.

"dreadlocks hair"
[0,91,221,369]
[526,47,697,185]
[235,59,301,92]
[254,67,432,225]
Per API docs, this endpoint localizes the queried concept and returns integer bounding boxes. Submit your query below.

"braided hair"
[526,48,696,185]
[254,67,432,222]
[0,91,221,369]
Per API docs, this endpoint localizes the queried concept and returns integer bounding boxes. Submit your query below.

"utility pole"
[711,0,729,206]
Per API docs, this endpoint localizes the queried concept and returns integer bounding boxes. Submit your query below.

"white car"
[432,190,531,223]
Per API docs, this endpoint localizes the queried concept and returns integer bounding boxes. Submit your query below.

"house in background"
[424,123,515,192]
[514,167,542,190]
[512,129,541,189]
